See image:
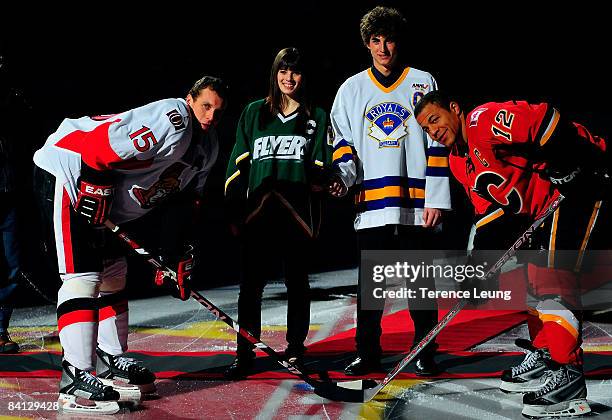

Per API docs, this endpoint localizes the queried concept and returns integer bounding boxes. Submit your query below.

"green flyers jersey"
[225,99,332,236]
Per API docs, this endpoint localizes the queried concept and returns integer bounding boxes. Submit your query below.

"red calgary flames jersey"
[450,101,559,218]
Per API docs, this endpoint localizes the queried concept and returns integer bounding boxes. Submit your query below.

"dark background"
[1,2,610,304]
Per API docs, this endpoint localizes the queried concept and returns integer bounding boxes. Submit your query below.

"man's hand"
[328,175,348,198]
[422,208,442,228]
[75,165,114,225]
[154,245,195,301]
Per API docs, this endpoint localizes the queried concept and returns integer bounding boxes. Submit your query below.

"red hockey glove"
[75,164,114,225]
[154,245,195,301]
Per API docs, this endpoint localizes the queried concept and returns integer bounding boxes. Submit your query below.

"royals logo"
[365,102,411,148]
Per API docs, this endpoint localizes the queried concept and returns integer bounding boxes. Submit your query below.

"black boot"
[0,332,19,354]
[224,356,255,380]
[344,355,382,376]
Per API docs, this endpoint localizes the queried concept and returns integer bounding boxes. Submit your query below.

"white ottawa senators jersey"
[33,98,218,223]
[331,67,451,229]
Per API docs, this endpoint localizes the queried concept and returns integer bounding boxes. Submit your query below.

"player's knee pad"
[58,272,102,305]
[100,258,128,293]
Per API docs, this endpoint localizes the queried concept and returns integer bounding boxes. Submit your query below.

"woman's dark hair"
[262,47,313,125]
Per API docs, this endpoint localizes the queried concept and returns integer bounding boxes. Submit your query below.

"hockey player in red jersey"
[415,91,608,418]
[33,76,227,415]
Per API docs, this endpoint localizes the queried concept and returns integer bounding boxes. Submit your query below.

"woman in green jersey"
[224,47,332,379]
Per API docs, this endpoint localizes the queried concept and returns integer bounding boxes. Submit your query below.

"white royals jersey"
[331,67,451,230]
[33,98,218,223]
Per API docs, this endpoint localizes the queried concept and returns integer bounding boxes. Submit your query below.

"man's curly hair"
[359,6,407,45]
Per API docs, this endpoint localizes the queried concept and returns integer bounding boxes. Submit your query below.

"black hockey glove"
[75,163,114,225]
[543,165,610,199]
[154,245,195,301]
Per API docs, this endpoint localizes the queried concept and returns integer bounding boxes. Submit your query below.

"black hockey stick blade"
[311,379,380,402]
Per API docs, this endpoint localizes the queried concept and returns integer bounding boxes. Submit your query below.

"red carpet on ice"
[2,309,612,379]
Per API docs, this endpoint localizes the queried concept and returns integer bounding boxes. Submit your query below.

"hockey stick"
[356,194,566,402]
[104,219,377,402]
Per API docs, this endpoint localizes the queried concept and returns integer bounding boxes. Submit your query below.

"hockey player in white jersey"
[329,6,451,376]
[33,76,227,415]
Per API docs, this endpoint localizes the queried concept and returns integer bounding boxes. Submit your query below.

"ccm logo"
[85,185,113,196]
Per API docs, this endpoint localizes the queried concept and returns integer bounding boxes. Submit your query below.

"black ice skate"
[500,339,551,393]
[96,347,156,400]
[522,363,591,418]
[58,359,120,415]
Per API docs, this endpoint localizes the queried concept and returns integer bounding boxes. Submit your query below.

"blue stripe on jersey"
[426,147,450,157]
[333,154,353,165]
[333,139,351,149]
[426,166,450,177]
[356,197,425,212]
[361,176,425,190]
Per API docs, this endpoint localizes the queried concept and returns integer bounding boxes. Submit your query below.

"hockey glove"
[544,165,611,199]
[75,163,114,225]
[154,245,195,301]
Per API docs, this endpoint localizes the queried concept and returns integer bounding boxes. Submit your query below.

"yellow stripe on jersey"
[427,156,449,167]
[409,187,426,199]
[575,200,602,272]
[362,186,405,201]
[224,170,240,195]
[333,146,353,162]
[314,160,324,167]
[358,186,425,202]
[367,67,411,93]
[539,108,561,146]
[548,208,560,267]
[235,151,250,165]
[475,208,504,229]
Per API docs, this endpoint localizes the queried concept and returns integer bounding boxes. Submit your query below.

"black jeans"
[236,198,312,358]
[356,225,439,359]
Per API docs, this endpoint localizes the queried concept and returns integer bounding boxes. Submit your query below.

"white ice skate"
[500,339,550,393]
[96,347,156,401]
[522,364,591,418]
[58,360,120,415]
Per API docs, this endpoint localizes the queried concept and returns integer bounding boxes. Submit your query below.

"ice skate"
[58,360,120,415]
[522,363,591,418]
[96,347,156,401]
[500,339,551,393]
